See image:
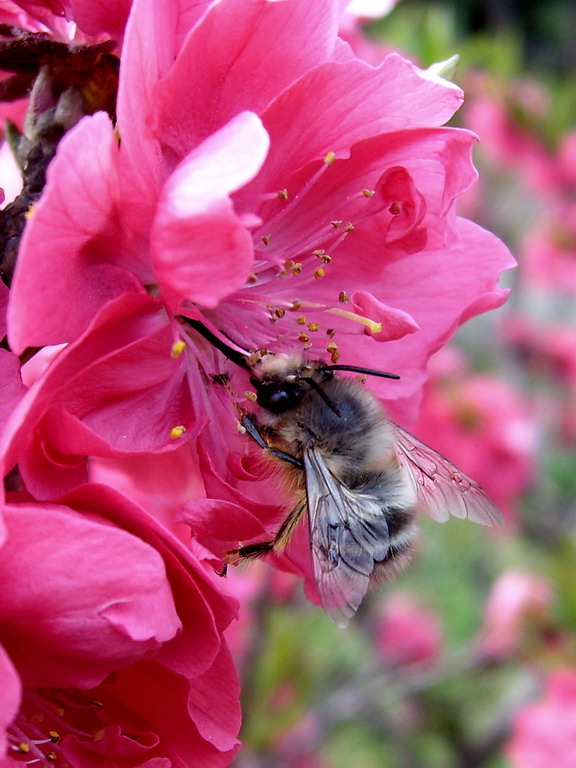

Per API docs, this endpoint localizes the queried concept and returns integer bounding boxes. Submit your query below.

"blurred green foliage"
[368,0,576,145]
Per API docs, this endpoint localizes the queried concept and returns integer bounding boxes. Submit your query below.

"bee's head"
[249,355,333,414]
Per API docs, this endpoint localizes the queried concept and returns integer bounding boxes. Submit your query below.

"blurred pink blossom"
[275,713,330,768]
[376,592,443,667]
[507,669,576,768]
[476,569,553,659]
[414,349,536,521]
[463,72,552,193]
[505,316,576,388]
[521,204,576,294]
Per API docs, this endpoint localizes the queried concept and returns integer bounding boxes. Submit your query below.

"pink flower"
[507,670,576,768]
[476,569,553,659]
[1,484,240,766]
[2,0,512,611]
[8,0,511,386]
[375,592,443,667]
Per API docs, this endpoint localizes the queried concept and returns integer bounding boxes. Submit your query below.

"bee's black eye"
[256,383,303,413]
[319,368,334,382]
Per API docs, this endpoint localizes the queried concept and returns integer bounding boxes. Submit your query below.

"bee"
[184,319,503,627]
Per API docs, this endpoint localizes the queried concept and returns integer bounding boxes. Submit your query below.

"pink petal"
[95,661,241,767]
[0,350,26,448]
[0,644,21,757]
[155,0,339,154]
[117,0,215,187]
[1,295,186,482]
[180,498,268,552]
[8,113,145,353]
[187,643,241,751]
[65,0,132,39]
[1,494,180,688]
[62,483,238,678]
[151,111,269,310]
[351,291,420,341]
[253,53,463,192]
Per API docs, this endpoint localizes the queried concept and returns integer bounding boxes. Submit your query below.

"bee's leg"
[241,413,303,469]
[272,498,307,551]
[226,499,307,563]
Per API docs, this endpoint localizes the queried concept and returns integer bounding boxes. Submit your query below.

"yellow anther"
[18,744,31,754]
[170,426,186,439]
[324,151,336,165]
[247,348,268,365]
[296,315,307,325]
[170,340,186,358]
[24,204,36,220]
[362,189,374,198]
[327,342,340,363]
[291,263,302,275]
[314,268,325,279]
[308,323,319,332]
[245,391,257,402]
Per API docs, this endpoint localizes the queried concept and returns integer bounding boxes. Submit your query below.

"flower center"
[220,154,391,356]
[8,688,108,767]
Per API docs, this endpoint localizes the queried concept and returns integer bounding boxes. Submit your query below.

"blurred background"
[230,2,576,766]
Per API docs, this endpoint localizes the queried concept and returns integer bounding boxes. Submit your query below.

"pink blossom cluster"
[462,69,576,449]
[0,0,513,765]
[507,669,576,768]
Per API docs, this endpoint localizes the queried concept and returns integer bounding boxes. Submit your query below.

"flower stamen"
[327,307,382,335]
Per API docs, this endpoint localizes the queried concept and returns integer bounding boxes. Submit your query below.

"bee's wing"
[303,447,391,628]
[392,424,503,526]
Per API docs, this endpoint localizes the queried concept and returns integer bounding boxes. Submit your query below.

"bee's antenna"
[298,376,342,417]
[321,364,400,380]
[181,317,252,372]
